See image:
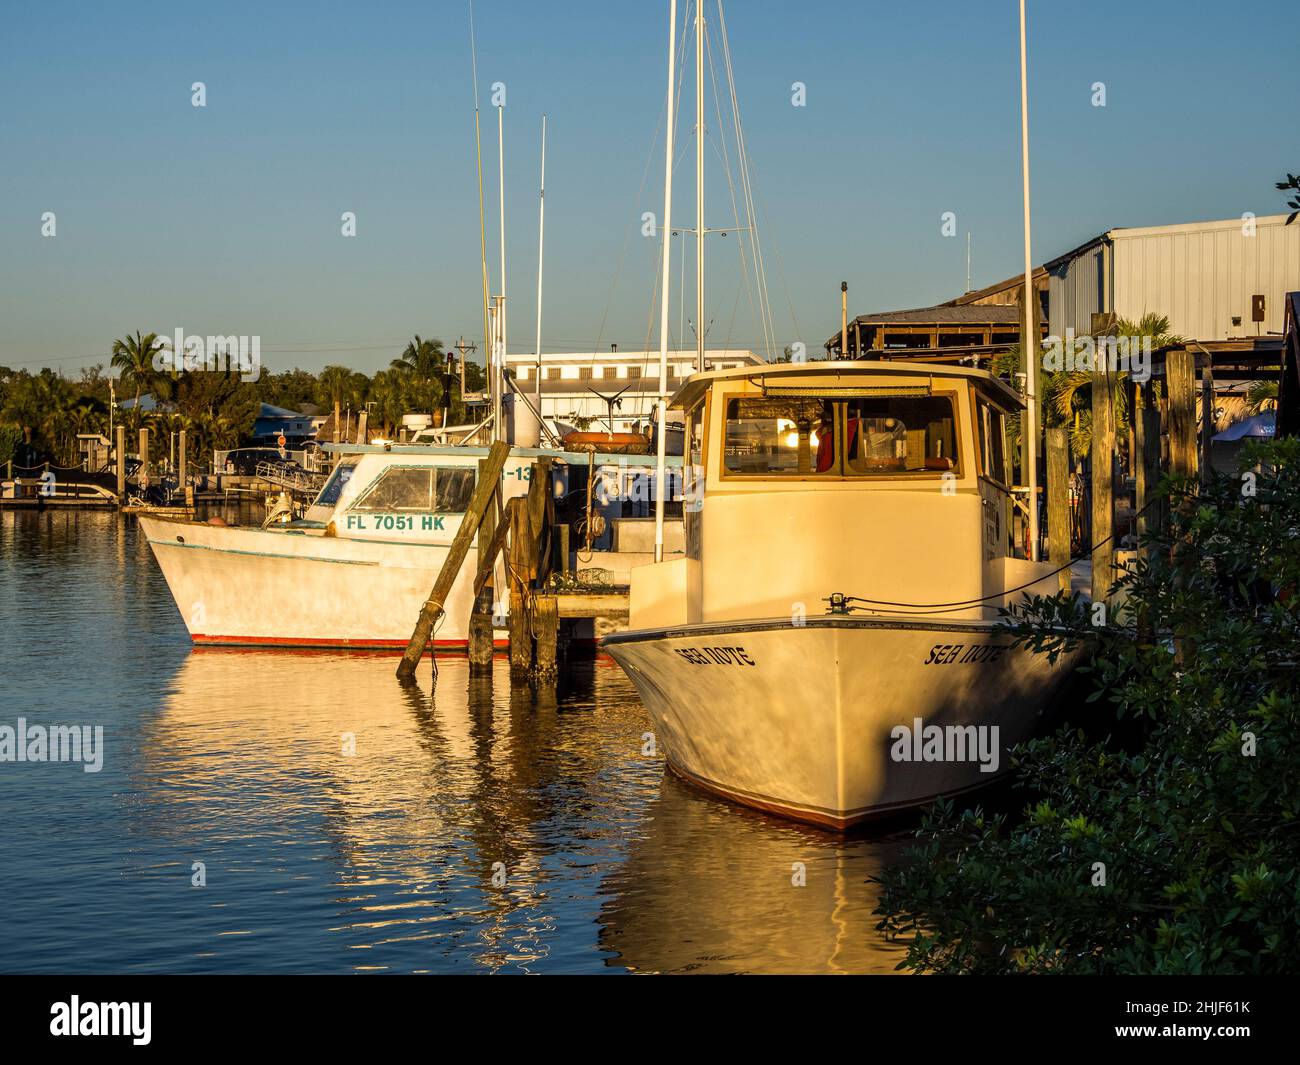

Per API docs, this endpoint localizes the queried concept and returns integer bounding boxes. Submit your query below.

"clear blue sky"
[1,0,1294,376]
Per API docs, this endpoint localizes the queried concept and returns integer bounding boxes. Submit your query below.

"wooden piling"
[1090,364,1115,607]
[115,426,126,499]
[1046,426,1071,593]
[1136,386,1163,545]
[1166,349,1198,482]
[532,595,559,679]
[508,589,531,676]
[179,429,192,508]
[138,428,149,486]
[1200,361,1215,484]
[469,456,502,676]
[396,440,511,679]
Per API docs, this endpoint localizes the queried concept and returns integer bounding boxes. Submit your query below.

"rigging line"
[591,0,692,369]
[703,22,764,360]
[717,0,780,360]
[632,0,695,423]
[469,0,492,391]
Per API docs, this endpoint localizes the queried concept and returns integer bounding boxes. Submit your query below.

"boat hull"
[603,615,1079,829]
[137,515,495,649]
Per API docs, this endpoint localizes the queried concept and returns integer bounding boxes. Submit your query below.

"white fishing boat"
[139,445,680,650]
[601,1,1075,828]
[603,360,1079,828]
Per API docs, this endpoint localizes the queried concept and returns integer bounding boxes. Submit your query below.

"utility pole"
[840,281,849,358]
[455,335,475,398]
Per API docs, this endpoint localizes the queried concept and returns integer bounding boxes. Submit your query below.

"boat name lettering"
[674,646,756,667]
[923,643,1007,665]
[345,514,446,532]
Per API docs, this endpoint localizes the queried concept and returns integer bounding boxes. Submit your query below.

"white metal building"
[504,349,762,432]
[1046,213,1300,341]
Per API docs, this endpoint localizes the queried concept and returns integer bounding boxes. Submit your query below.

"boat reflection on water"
[130,648,908,973]
[596,773,908,974]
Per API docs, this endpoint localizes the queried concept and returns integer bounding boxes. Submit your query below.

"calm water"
[0,509,907,974]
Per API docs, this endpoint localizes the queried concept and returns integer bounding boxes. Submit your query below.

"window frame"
[716,387,966,483]
[974,393,1013,492]
[347,464,478,514]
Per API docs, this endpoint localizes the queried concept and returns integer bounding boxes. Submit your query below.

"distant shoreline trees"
[0,333,487,470]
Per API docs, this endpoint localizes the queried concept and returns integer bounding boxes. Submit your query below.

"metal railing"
[254,462,328,496]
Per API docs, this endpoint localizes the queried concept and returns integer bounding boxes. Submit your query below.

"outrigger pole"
[654,0,679,565]
[1018,0,1040,562]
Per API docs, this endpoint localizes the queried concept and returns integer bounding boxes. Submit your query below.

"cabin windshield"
[351,466,476,512]
[314,459,358,507]
[722,393,960,478]
[842,396,958,473]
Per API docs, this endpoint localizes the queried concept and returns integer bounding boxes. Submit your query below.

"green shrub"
[874,437,1300,974]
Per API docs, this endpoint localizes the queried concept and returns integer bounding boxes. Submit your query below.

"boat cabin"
[630,361,1055,627]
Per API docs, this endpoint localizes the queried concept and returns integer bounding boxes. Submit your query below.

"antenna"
[1019,0,1040,562]
[695,0,705,376]
[654,0,678,565]
[586,383,634,433]
[534,114,546,428]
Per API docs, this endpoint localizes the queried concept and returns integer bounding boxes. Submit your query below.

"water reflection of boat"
[597,774,908,974]
[133,649,660,972]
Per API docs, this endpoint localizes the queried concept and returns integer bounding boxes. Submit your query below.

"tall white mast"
[534,114,547,432]
[654,0,678,564]
[1019,0,1040,561]
[695,0,705,375]
[496,103,508,441]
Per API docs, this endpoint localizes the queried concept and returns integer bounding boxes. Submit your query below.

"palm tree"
[317,365,353,443]
[1247,380,1278,412]
[1,375,41,449]
[366,370,406,435]
[110,331,161,429]
[391,336,446,424]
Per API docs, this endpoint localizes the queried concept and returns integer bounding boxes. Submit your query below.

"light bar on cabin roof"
[760,383,932,399]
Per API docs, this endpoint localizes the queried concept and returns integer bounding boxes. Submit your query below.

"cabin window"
[723,397,838,476]
[314,460,357,506]
[842,396,958,475]
[977,400,1009,485]
[352,466,477,512]
[686,401,705,468]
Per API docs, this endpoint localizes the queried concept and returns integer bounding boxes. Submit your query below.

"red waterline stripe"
[190,633,604,652]
[193,633,500,650]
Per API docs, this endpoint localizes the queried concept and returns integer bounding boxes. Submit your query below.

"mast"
[534,114,546,434]
[1019,0,1040,562]
[695,0,705,375]
[497,103,508,442]
[469,1,492,440]
[654,0,679,565]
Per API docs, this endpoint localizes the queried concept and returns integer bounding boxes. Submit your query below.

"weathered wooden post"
[115,426,126,500]
[396,441,511,679]
[1200,361,1215,484]
[178,429,192,508]
[468,456,500,674]
[533,596,560,679]
[1135,384,1163,547]
[1046,426,1071,593]
[507,490,534,677]
[1091,364,1115,607]
[1166,349,1198,482]
[138,428,149,487]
